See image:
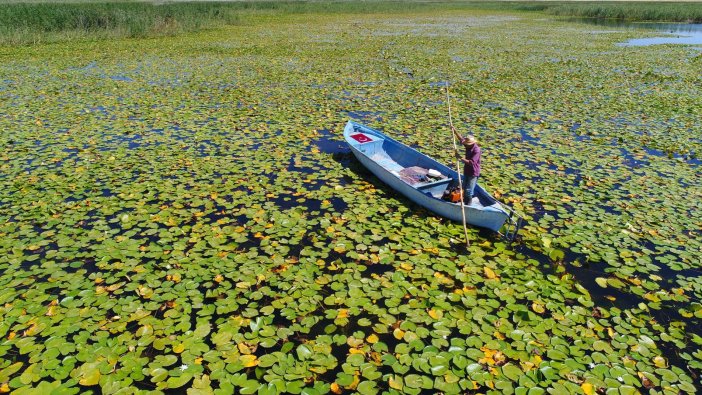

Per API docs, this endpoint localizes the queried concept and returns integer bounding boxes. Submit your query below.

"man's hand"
[451,126,462,141]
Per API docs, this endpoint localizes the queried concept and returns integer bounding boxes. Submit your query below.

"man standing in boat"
[452,127,481,205]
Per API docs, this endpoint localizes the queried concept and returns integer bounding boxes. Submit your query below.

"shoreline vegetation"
[0,1,701,45]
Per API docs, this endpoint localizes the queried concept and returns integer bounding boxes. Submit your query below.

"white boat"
[344,120,521,237]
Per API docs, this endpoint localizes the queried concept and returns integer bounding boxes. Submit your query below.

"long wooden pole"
[445,82,470,248]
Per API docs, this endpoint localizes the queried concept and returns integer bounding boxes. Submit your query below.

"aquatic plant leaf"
[653,356,667,368]
[167,374,194,389]
[78,363,101,386]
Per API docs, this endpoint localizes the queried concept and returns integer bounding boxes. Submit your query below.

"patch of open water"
[110,75,133,82]
[311,129,347,155]
[570,18,702,46]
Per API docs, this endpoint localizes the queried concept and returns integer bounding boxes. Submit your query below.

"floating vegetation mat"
[0,9,701,395]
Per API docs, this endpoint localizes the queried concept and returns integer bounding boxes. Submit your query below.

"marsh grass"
[0,2,241,44]
[543,2,702,23]
[1,1,700,45]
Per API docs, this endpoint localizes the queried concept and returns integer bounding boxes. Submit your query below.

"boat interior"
[355,133,495,207]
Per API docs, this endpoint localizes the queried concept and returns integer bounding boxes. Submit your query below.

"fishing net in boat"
[398,166,430,185]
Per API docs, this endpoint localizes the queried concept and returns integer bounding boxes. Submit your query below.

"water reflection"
[570,18,702,46]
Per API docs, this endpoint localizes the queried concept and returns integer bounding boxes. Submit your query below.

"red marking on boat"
[351,133,372,143]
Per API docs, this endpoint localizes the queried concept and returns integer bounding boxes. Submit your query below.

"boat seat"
[416,177,452,198]
[416,177,452,189]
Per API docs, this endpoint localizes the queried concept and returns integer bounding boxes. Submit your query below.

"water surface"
[572,18,702,46]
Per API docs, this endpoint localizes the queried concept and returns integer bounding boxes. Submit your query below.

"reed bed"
[0,1,700,45]
[544,2,702,23]
[0,2,242,44]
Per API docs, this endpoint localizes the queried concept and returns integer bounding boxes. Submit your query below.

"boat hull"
[344,121,510,232]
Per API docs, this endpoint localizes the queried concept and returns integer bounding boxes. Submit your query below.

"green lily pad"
[167,373,193,389]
